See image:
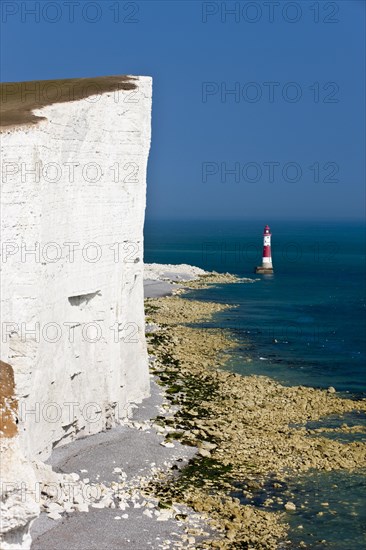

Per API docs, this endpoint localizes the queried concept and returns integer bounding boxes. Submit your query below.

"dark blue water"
[144,219,366,548]
[145,219,366,395]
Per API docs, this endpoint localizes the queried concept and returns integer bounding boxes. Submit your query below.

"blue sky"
[1,0,364,221]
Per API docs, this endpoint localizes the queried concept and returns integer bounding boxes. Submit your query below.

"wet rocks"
[284,502,296,511]
[145,291,366,548]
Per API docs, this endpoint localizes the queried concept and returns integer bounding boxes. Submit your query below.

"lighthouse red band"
[262,224,272,268]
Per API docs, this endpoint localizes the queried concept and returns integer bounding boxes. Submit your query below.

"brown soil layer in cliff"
[0,360,18,438]
[145,290,366,549]
[0,75,136,129]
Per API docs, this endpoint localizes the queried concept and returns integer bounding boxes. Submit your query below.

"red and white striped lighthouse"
[255,224,274,273]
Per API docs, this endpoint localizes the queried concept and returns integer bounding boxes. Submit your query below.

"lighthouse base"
[255,266,274,274]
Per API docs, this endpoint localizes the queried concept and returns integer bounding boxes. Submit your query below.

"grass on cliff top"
[0,75,136,129]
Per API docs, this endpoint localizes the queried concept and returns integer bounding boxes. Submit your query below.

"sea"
[144,219,366,549]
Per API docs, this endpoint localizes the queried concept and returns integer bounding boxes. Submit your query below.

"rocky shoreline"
[8,267,365,549]
[144,272,366,548]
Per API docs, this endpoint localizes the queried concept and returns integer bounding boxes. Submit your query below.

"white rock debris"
[144,264,207,282]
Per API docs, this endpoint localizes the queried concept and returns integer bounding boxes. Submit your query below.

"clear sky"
[1,0,364,221]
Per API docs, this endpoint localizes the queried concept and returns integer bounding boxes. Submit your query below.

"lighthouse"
[255,225,274,274]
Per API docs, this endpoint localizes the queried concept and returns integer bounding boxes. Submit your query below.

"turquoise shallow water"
[233,469,366,550]
[144,219,366,549]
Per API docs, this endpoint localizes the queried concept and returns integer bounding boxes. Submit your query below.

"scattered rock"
[75,503,89,513]
[46,503,64,514]
[47,512,62,521]
[160,441,175,448]
[198,448,211,458]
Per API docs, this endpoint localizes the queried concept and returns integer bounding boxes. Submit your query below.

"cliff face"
[0,75,152,548]
[0,75,152,460]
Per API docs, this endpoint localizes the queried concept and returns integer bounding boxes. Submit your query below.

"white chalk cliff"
[0,75,152,548]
